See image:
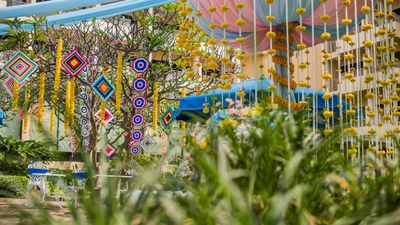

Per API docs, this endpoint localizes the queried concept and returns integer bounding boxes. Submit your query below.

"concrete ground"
[0,198,71,225]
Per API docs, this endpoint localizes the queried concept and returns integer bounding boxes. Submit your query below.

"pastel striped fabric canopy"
[190,0,368,51]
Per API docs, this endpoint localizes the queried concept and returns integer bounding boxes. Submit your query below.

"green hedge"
[0,175,28,198]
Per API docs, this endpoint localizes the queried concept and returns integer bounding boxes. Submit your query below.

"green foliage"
[0,136,59,176]
[0,175,29,198]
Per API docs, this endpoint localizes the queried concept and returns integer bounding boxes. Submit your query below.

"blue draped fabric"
[174,78,343,122]
[0,0,177,35]
[0,0,122,19]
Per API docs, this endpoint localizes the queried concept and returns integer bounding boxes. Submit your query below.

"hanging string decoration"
[62,49,89,77]
[80,91,90,148]
[92,74,115,100]
[95,109,114,124]
[104,144,117,159]
[3,77,24,96]
[131,114,144,126]
[140,134,156,153]
[131,145,142,156]
[23,85,30,134]
[160,106,175,130]
[131,130,143,142]
[2,52,37,83]
[132,77,149,92]
[132,96,147,110]
[131,57,150,74]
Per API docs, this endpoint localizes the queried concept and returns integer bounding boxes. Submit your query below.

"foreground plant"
[21,107,400,225]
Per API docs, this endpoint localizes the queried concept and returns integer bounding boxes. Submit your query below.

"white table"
[95,174,133,199]
[32,173,67,206]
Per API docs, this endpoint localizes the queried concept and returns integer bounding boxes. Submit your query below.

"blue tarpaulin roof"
[174,78,343,122]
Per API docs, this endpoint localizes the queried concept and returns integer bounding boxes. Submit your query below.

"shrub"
[0,175,28,198]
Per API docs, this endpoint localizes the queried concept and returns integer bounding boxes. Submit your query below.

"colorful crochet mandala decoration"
[62,49,89,77]
[95,108,114,124]
[140,134,156,153]
[2,51,38,83]
[160,106,175,129]
[3,77,24,96]
[92,74,115,100]
[131,57,150,74]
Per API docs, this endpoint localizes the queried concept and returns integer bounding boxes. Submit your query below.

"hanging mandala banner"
[92,74,115,100]
[132,77,148,92]
[104,144,117,159]
[160,106,175,130]
[131,130,143,141]
[2,52,38,83]
[140,134,156,153]
[62,49,89,77]
[80,105,89,115]
[132,96,147,109]
[131,145,141,156]
[131,114,144,126]
[131,58,149,74]
[130,159,138,167]
[29,104,46,119]
[95,108,114,124]
[3,77,24,96]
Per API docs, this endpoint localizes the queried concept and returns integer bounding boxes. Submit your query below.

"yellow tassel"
[38,72,45,129]
[51,39,63,135]
[65,80,71,134]
[116,52,123,116]
[12,80,19,112]
[70,78,75,126]
[152,82,159,132]
[181,88,186,147]
[100,68,108,126]
[23,85,30,134]
[100,100,106,126]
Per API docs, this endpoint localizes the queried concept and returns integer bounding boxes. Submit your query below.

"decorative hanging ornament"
[131,145,142,156]
[131,130,143,141]
[131,114,144,126]
[92,74,115,100]
[130,159,138,167]
[29,104,46,119]
[3,77,24,96]
[131,57,150,74]
[2,51,38,83]
[132,96,147,109]
[81,129,89,137]
[81,92,89,101]
[95,108,114,124]
[161,132,168,142]
[62,49,89,77]
[160,106,176,130]
[132,77,149,92]
[80,117,89,126]
[80,106,89,115]
[161,145,168,154]
[104,144,117,159]
[140,134,156,153]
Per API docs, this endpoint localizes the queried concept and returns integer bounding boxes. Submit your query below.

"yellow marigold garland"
[38,72,45,129]
[115,52,123,116]
[64,80,71,134]
[23,85,30,134]
[70,78,75,126]
[12,79,19,112]
[152,82,159,133]
[51,39,63,135]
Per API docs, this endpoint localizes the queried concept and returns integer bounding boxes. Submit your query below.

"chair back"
[27,161,48,185]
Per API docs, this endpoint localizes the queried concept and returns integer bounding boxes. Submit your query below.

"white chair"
[68,169,87,207]
[26,162,48,204]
